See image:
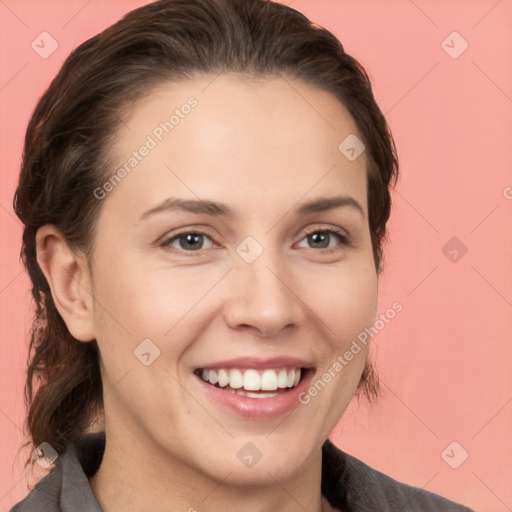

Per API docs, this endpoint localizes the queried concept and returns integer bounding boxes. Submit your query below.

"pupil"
[178,232,330,251]
[310,232,329,248]
[181,233,202,250]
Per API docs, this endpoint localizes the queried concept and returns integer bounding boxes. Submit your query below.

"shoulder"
[9,461,63,512]
[322,439,475,512]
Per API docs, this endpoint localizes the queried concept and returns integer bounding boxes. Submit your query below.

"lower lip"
[195,370,315,419]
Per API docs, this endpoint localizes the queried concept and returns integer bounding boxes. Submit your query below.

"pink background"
[1,1,511,510]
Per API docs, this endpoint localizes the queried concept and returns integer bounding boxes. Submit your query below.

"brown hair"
[13,0,398,469]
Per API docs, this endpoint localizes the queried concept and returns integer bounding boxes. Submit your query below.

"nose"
[223,248,306,338]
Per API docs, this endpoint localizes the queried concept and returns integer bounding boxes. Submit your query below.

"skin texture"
[36,74,378,512]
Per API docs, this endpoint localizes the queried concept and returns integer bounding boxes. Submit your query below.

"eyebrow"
[138,195,365,222]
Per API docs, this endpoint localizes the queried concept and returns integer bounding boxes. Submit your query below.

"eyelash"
[160,226,350,256]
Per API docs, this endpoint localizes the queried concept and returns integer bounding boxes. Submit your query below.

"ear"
[36,224,95,342]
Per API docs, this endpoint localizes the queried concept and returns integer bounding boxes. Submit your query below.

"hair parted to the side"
[13,0,398,471]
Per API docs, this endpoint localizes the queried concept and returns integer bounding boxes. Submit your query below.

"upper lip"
[195,356,315,370]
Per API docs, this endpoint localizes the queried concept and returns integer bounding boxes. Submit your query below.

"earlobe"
[35,224,96,342]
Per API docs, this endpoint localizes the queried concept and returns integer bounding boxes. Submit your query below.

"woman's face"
[88,74,378,484]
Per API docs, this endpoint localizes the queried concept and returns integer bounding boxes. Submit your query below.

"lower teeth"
[232,390,280,398]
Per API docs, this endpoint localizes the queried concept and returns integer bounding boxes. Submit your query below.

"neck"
[88,427,334,512]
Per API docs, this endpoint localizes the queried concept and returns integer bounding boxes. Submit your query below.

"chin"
[195,435,321,487]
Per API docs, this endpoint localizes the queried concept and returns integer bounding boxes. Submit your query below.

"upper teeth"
[200,368,301,391]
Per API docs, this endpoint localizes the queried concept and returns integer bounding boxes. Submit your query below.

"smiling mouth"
[195,367,308,398]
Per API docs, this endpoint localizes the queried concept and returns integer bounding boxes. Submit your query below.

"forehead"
[105,74,368,220]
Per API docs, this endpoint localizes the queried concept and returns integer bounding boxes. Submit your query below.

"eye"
[162,231,215,252]
[161,227,349,255]
[296,228,348,252]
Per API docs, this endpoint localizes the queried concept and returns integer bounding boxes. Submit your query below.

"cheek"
[90,250,212,361]
[91,231,377,356]
[294,262,377,431]
[302,259,378,344]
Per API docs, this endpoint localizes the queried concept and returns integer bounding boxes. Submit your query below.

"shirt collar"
[59,432,105,512]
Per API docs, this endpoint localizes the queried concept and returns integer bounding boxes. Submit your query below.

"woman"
[10,0,474,510]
